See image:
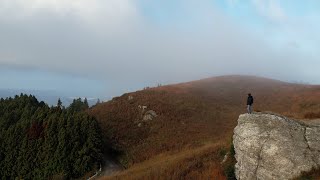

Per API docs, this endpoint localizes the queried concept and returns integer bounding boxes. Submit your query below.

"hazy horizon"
[1,0,319,99]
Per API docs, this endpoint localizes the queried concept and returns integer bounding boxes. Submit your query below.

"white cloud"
[0,0,139,27]
[252,0,287,23]
[0,0,318,93]
[250,0,319,57]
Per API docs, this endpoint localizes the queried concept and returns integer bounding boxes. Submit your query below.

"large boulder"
[233,113,320,180]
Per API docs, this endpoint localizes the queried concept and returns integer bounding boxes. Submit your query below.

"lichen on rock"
[233,113,320,180]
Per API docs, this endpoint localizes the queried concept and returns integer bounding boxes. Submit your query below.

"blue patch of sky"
[283,0,320,16]
[139,0,266,36]
[137,0,319,55]
[215,0,319,52]
[138,0,182,26]
[212,0,264,29]
[138,0,221,30]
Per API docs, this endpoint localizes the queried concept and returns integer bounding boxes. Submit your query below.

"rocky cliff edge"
[233,113,320,180]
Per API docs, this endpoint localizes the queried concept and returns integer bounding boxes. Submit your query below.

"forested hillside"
[0,94,103,179]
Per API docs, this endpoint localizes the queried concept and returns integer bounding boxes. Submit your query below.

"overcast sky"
[0,0,319,99]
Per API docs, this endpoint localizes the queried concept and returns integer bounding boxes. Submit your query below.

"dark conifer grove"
[0,94,103,179]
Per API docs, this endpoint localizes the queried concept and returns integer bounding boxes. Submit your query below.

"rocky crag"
[233,113,320,180]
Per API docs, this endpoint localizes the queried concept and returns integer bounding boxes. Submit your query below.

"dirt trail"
[100,156,123,176]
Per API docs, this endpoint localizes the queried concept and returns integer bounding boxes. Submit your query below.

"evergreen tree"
[57,98,62,108]
[0,94,103,179]
[84,98,89,109]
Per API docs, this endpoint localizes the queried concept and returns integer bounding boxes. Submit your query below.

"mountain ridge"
[90,75,320,179]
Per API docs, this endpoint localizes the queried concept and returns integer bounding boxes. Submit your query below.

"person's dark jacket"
[247,95,254,105]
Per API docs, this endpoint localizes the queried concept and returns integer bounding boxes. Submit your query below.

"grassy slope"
[89,75,320,179]
[104,142,229,180]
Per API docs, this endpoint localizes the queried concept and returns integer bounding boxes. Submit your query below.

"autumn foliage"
[90,75,320,179]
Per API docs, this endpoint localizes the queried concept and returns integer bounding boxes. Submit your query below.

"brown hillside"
[89,75,320,178]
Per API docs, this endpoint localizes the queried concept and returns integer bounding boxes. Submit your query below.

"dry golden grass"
[304,112,320,119]
[102,141,228,180]
[89,75,320,179]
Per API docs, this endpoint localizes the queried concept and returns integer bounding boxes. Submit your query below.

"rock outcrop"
[143,110,158,121]
[233,113,320,180]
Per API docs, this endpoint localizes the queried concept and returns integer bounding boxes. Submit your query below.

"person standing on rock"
[247,93,254,114]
